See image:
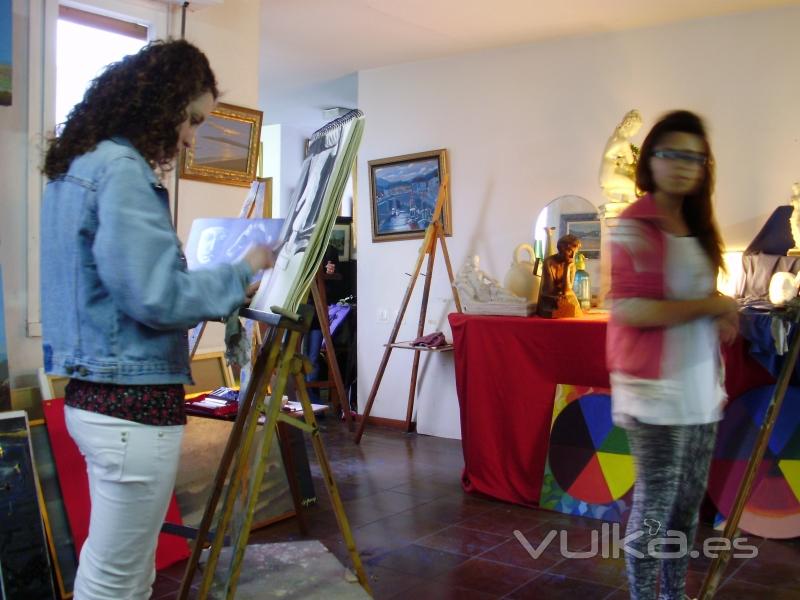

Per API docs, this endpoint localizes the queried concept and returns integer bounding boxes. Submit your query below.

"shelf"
[385,341,454,352]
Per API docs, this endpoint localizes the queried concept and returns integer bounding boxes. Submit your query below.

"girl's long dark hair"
[44,39,218,179]
[635,110,725,273]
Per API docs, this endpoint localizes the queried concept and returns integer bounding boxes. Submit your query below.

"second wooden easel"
[698,305,800,599]
[355,175,462,444]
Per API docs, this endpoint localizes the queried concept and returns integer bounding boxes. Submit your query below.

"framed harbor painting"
[369,149,451,242]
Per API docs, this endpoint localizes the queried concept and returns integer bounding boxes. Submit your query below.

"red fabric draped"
[448,313,774,506]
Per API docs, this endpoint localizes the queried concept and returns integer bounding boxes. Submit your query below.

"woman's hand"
[244,281,260,303]
[709,293,739,318]
[715,311,739,345]
[244,245,276,273]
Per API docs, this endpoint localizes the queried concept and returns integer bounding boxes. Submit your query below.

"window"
[55,5,148,128]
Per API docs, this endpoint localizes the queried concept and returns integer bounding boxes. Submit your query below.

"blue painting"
[184,218,285,271]
[0,0,11,106]
[368,149,452,241]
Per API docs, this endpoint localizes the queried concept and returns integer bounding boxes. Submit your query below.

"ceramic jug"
[504,243,541,303]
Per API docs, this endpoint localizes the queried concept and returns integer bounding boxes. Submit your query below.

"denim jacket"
[41,137,252,384]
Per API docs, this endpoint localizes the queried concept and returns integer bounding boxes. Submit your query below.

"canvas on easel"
[186,177,276,358]
[250,112,365,315]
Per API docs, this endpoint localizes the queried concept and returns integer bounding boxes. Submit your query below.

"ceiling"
[260,0,799,90]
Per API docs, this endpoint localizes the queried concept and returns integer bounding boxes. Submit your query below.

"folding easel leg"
[197,328,301,600]
[436,223,462,312]
[292,369,372,596]
[355,246,432,444]
[177,326,283,600]
[405,240,437,431]
[311,275,352,424]
[699,324,800,600]
[221,352,295,600]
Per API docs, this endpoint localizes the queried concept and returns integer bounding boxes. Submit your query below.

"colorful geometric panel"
[540,385,634,522]
[708,385,800,539]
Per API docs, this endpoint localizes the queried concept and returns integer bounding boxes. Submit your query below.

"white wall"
[356,6,800,438]
[258,73,358,218]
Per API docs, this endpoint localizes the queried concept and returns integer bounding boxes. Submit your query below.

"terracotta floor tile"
[434,557,539,595]
[416,525,508,557]
[506,572,619,600]
[367,543,469,578]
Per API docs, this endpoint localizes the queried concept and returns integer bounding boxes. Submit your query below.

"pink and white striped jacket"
[606,194,669,380]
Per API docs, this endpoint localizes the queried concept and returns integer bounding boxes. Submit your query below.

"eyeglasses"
[652,149,708,166]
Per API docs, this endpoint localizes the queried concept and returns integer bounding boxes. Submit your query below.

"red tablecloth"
[448,312,775,507]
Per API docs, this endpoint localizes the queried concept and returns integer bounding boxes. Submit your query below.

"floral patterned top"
[65,379,186,426]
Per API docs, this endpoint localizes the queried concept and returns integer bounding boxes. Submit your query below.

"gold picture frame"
[368,149,452,242]
[180,102,263,187]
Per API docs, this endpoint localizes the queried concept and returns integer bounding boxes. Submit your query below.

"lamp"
[717,250,744,297]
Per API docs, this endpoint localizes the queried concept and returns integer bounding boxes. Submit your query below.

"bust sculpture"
[537,234,583,318]
[599,109,643,204]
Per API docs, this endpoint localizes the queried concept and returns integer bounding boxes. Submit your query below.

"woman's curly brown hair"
[43,39,218,179]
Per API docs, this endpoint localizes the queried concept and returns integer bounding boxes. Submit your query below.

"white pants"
[65,407,184,600]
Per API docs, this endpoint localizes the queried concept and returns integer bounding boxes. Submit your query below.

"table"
[448,312,775,507]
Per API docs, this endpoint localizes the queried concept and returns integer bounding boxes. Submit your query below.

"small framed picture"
[368,149,451,242]
[180,102,263,187]
[330,217,352,262]
[560,213,601,259]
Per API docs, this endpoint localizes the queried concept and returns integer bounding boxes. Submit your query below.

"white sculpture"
[769,271,800,305]
[599,109,643,204]
[788,182,800,256]
[455,255,525,304]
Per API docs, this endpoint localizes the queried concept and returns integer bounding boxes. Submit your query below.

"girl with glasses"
[607,110,739,600]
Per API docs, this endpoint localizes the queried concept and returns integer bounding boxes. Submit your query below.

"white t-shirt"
[610,234,726,427]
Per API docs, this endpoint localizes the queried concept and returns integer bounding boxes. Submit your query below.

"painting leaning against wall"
[0,0,11,106]
[0,266,10,411]
[0,411,57,599]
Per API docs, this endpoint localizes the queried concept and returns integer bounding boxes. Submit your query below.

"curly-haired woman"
[40,40,273,600]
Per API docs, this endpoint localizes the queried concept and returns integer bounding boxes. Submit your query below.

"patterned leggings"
[624,421,718,600]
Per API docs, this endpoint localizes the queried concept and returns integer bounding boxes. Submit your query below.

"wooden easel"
[354,176,462,444]
[177,304,370,600]
[308,268,354,424]
[699,307,800,599]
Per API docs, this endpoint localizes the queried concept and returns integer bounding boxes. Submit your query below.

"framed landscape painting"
[180,102,263,187]
[369,149,451,242]
[560,212,601,259]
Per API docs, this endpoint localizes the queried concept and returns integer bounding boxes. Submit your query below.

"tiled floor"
[152,420,800,599]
